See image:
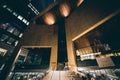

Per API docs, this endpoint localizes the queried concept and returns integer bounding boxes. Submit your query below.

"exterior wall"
[20,23,58,70]
[65,0,120,71]
[0,42,15,56]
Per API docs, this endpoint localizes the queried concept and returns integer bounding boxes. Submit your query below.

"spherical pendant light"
[59,2,71,17]
[43,12,55,25]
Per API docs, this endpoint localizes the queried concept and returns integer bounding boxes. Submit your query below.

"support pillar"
[57,18,68,70]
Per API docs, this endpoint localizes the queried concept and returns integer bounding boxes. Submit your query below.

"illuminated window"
[7,26,15,33]
[26,22,29,25]
[79,52,101,60]
[23,19,27,24]
[17,15,23,20]
[28,3,39,15]
[0,48,7,56]
[6,7,12,12]
[2,5,7,8]
[15,41,19,46]
[19,33,23,38]
[13,12,18,17]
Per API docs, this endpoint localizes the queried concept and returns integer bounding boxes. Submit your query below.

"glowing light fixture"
[43,12,55,25]
[77,0,84,7]
[59,2,71,17]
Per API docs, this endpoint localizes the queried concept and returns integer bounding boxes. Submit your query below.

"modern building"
[0,0,120,80]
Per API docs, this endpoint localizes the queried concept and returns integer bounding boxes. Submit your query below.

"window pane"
[7,26,15,33]
[13,29,20,36]
[19,33,23,38]
[0,23,8,29]
[0,48,7,57]
[15,41,19,46]
[7,38,15,45]
[0,34,9,42]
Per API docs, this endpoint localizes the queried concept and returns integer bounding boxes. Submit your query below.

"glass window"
[0,23,8,29]
[23,19,27,24]
[19,33,23,38]
[0,48,7,57]
[2,5,7,8]
[0,64,5,71]
[15,40,19,46]
[13,12,18,17]
[13,29,20,36]
[7,26,15,33]
[7,37,15,45]
[18,55,25,61]
[26,22,29,25]
[17,15,23,20]
[0,34,9,42]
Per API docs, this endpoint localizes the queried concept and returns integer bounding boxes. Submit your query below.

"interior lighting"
[77,0,84,7]
[59,2,71,17]
[43,12,55,25]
